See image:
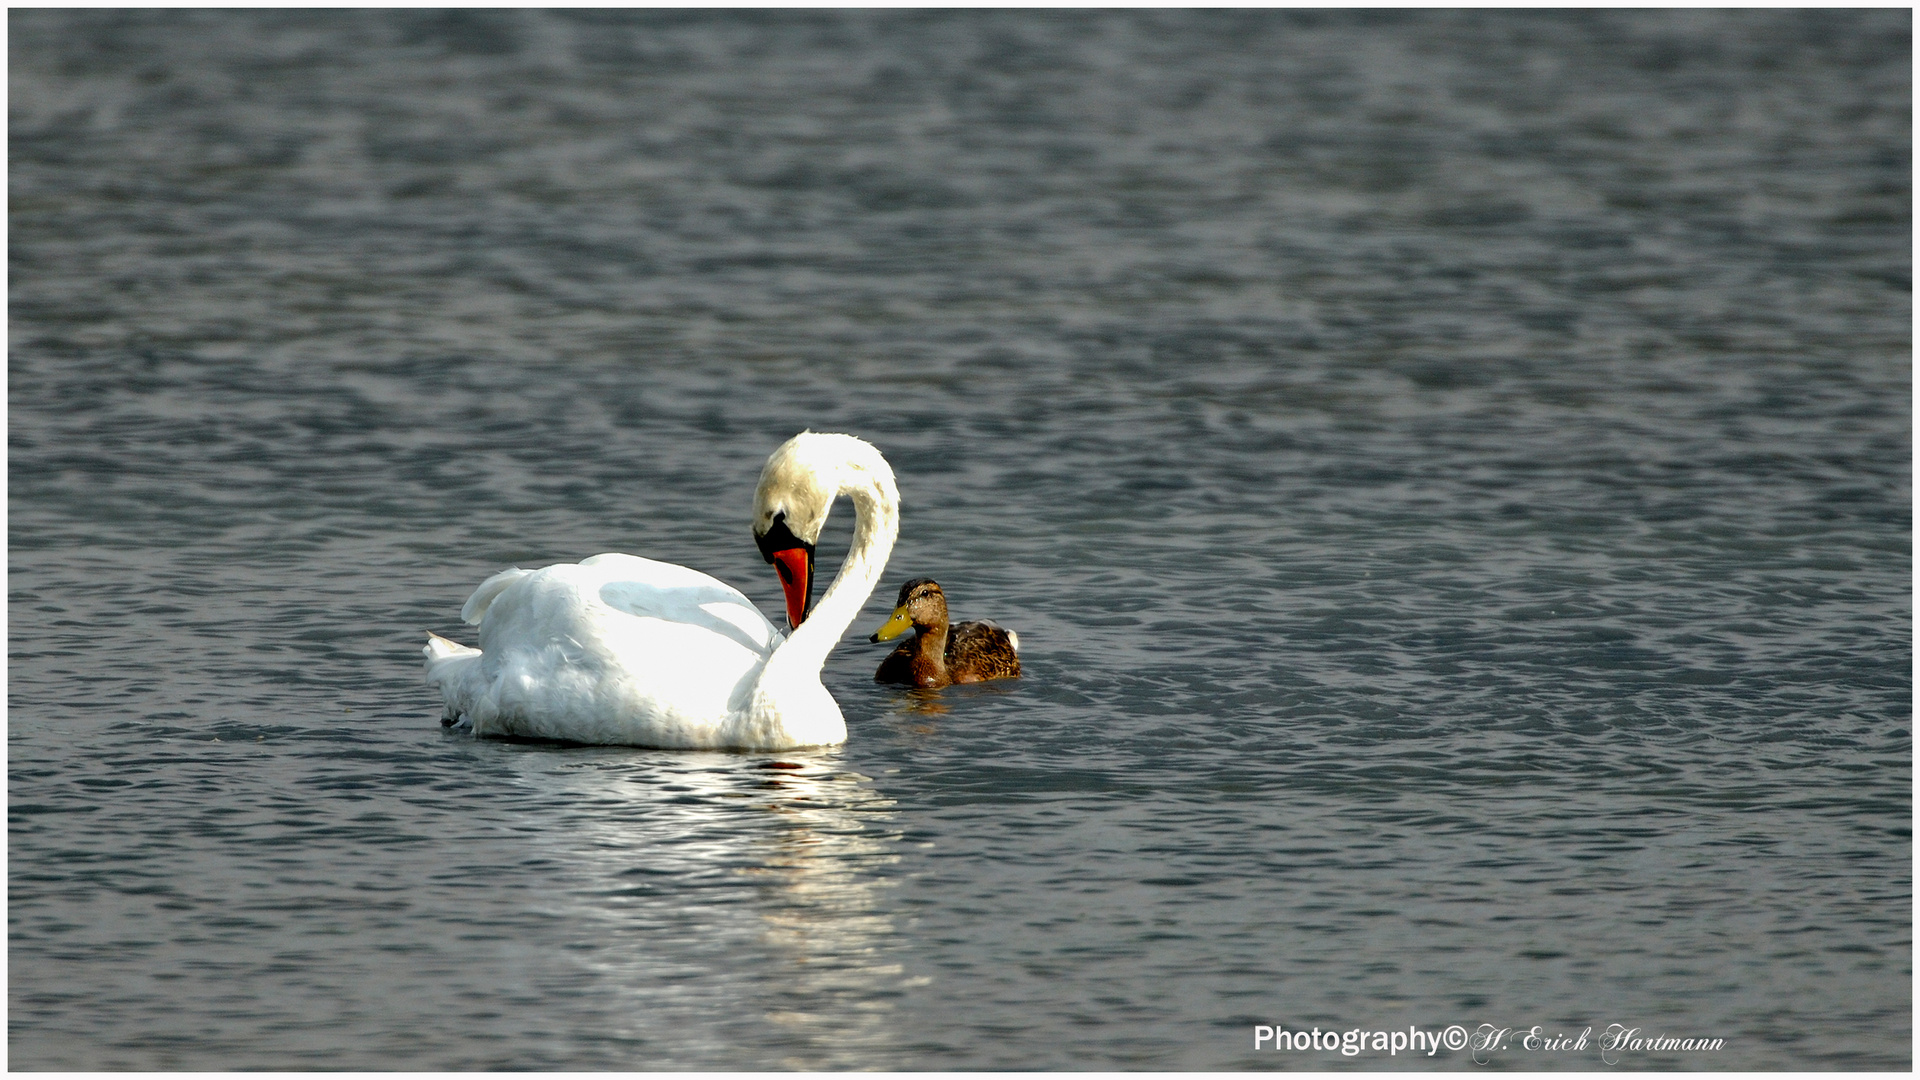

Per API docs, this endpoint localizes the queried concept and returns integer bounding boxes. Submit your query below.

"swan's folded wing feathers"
[461,567,534,624]
[597,579,782,656]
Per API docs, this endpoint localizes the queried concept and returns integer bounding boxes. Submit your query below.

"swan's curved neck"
[764,465,898,681]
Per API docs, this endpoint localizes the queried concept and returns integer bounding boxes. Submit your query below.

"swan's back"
[431,554,784,746]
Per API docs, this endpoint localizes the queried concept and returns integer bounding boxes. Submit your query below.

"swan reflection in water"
[499,746,909,1069]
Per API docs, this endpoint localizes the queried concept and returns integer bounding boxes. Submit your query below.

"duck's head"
[869,577,947,642]
[752,431,881,630]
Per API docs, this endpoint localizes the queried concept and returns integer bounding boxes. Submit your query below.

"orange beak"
[755,510,817,631]
[770,545,815,630]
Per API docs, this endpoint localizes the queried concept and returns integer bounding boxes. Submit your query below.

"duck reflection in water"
[868,578,1021,689]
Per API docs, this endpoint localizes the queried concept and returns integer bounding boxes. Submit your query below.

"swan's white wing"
[451,553,784,744]
[462,567,533,624]
[582,552,783,654]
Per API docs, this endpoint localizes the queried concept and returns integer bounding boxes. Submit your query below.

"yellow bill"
[868,605,913,643]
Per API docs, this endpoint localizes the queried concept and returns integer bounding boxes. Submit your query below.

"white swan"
[422,431,898,749]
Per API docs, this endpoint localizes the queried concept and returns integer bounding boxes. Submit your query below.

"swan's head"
[752,431,888,630]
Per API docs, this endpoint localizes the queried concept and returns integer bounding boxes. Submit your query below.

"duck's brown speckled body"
[869,578,1020,688]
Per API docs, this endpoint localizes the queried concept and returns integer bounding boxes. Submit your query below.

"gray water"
[8,9,1910,1071]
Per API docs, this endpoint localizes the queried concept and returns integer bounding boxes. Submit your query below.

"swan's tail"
[424,631,479,664]
[429,567,523,728]
[424,632,483,724]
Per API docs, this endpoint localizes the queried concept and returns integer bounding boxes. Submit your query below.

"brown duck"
[869,578,1021,688]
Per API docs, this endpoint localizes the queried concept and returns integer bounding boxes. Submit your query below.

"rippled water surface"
[9,9,1910,1070]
